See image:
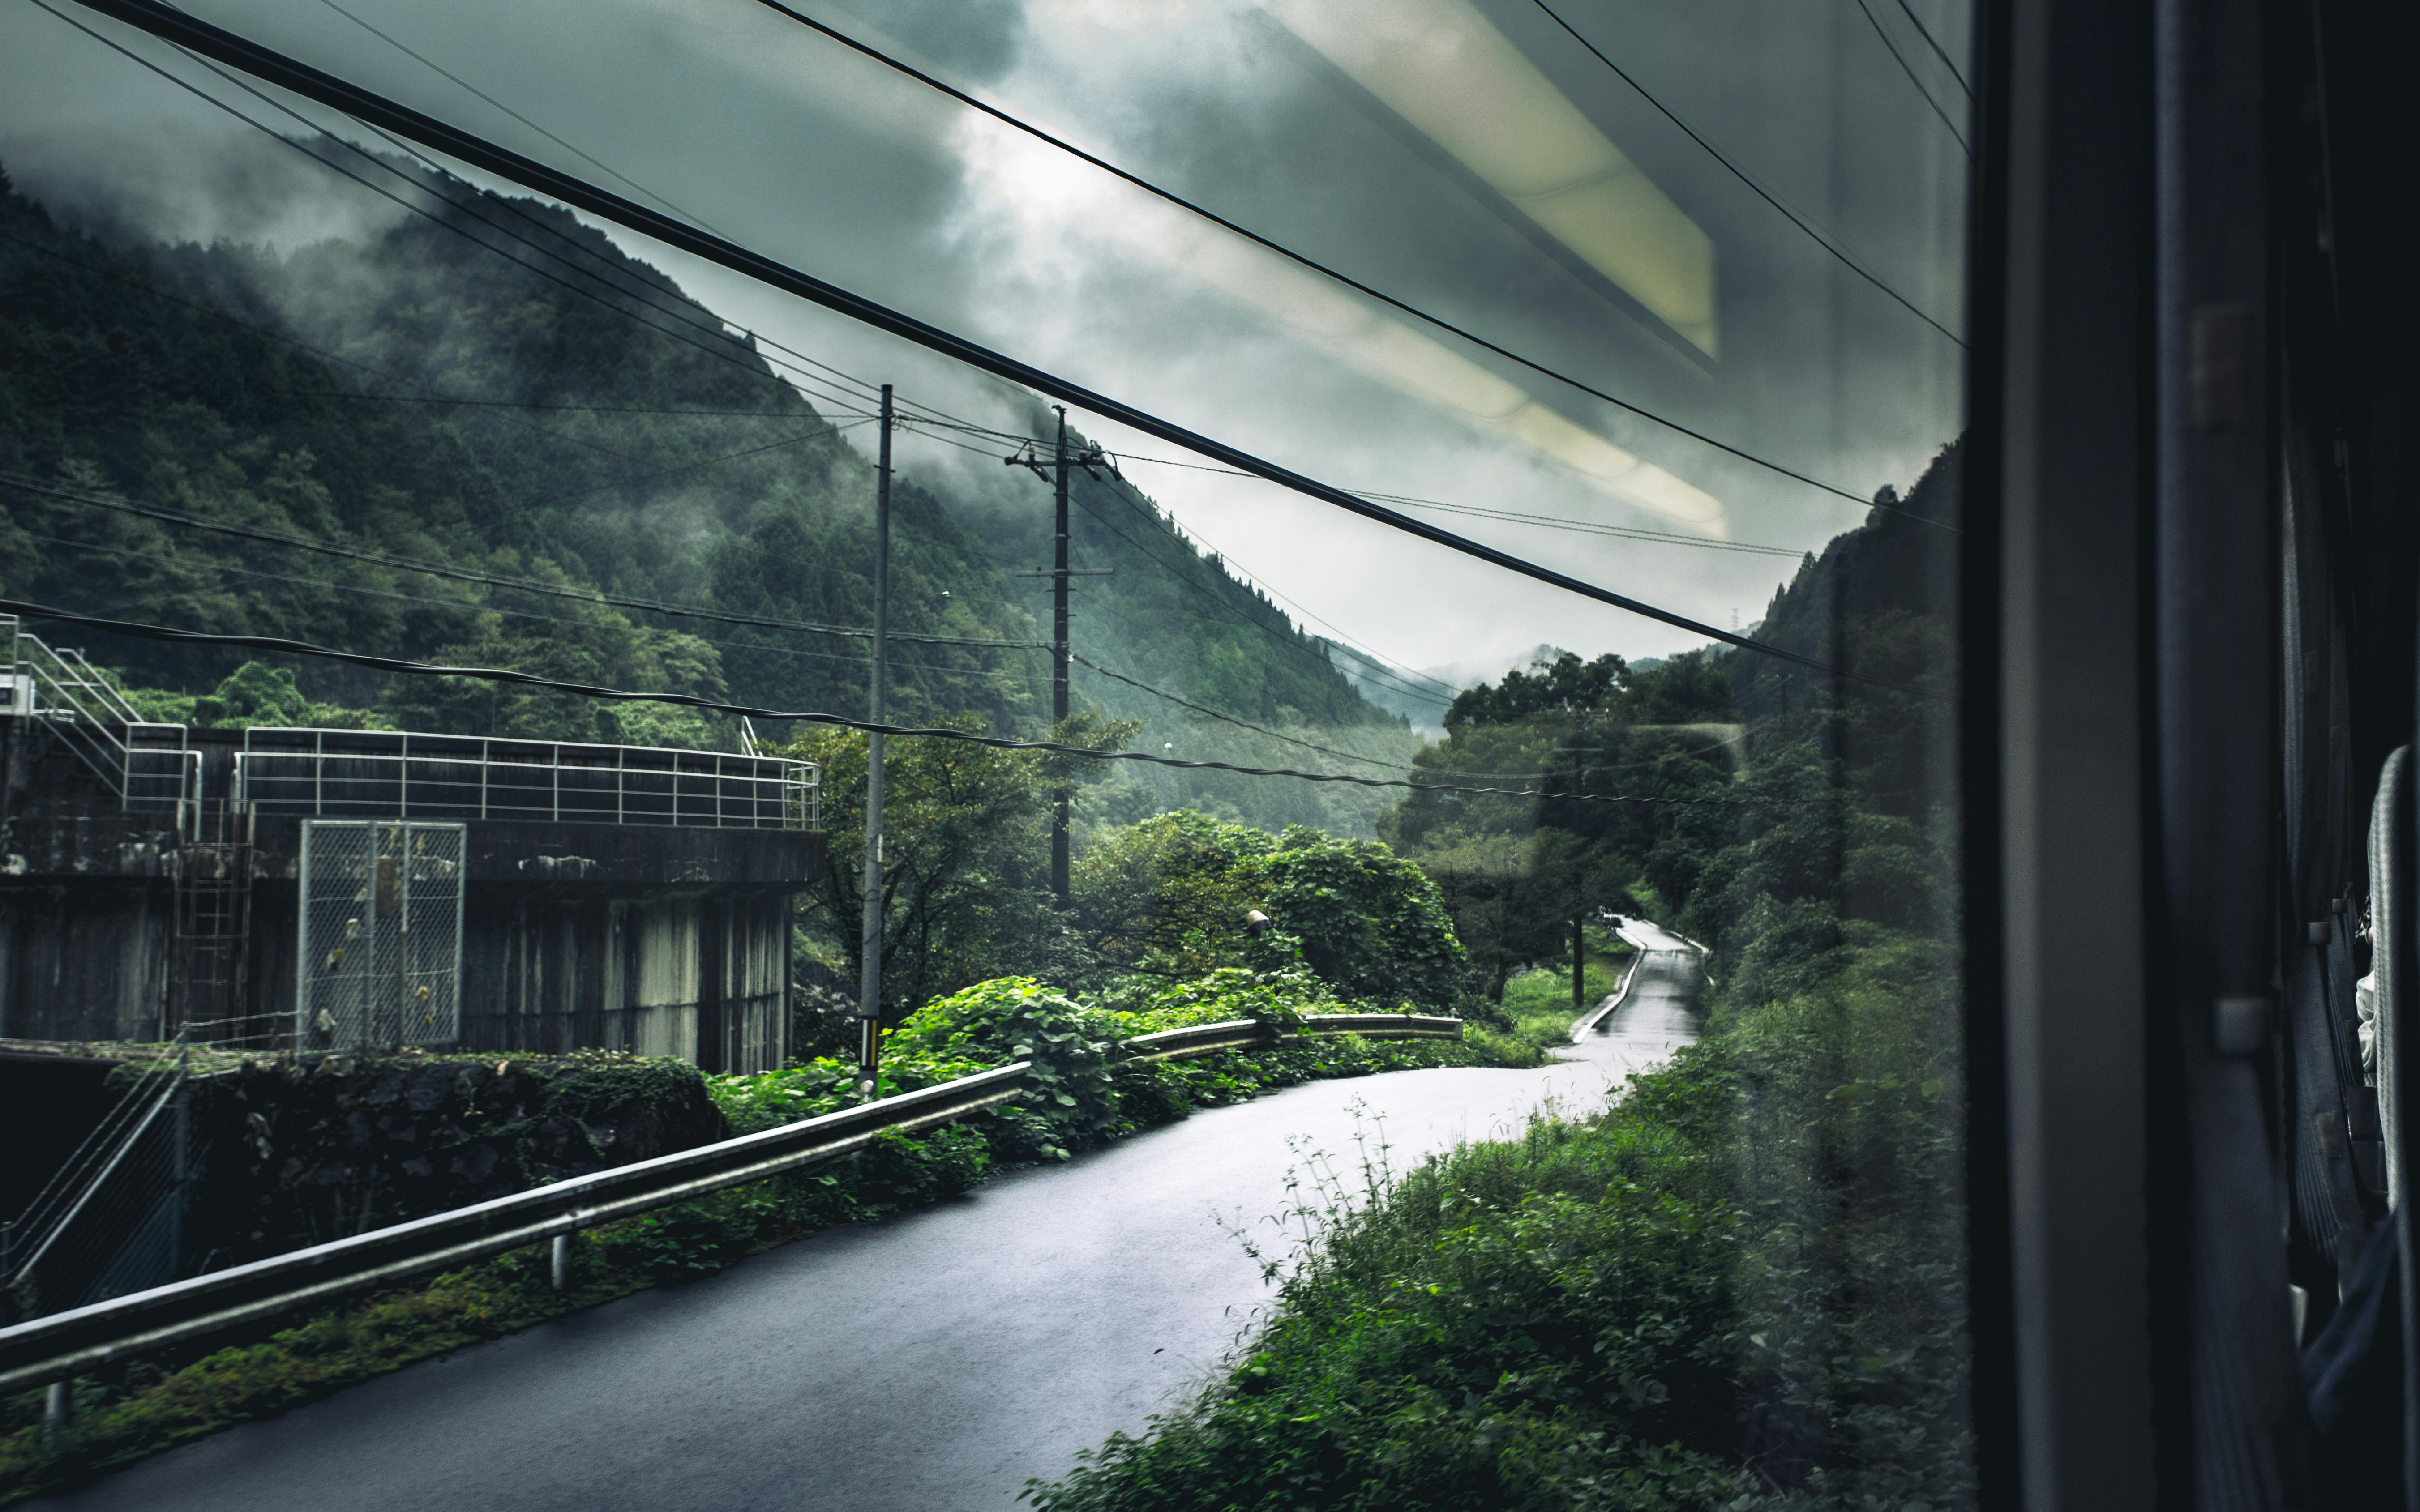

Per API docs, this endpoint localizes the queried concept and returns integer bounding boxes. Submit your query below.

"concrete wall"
[454,888,791,1073]
[1,720,818,1073]
[0,884,167,1042]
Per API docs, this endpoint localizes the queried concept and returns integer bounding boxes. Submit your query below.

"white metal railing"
[1,615,192,811]
[234,728,819,830]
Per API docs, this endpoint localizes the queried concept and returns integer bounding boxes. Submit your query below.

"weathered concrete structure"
[0,712,822,1074]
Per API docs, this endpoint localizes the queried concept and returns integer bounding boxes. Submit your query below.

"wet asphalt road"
[32,928,1702,1512]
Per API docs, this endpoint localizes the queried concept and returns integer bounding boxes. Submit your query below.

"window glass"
[0,0,1971,1504]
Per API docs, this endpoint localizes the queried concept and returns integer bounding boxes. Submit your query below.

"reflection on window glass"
[0,0,1969,1503]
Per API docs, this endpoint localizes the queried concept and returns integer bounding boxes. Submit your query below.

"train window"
[73,0,2420,1507]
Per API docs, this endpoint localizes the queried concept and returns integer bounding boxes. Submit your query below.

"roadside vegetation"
[0,902,1549,1504]
[1033,450,1971,1510]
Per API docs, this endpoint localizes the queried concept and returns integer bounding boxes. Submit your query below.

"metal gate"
[297,821,466,1049]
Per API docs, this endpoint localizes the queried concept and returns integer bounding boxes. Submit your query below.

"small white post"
[45,1379,71,1442]
[551,1231,572,1291]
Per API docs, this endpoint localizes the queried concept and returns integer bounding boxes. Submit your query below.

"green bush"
[889,978,1123,1160]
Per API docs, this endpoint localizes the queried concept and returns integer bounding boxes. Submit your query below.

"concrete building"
[0,622,822,1074]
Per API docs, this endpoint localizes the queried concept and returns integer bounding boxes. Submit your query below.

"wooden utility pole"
[857,384,893,1095]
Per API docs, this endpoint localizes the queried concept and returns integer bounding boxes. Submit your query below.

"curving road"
[33,931,1702,1512]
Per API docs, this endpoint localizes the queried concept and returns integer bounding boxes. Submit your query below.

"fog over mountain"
[0,0,1966,676]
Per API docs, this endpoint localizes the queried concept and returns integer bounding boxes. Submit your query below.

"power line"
[733,0,1907,505]
[1359,495,1804,558]
[60,0,1932,701]
[1081,444,1807,558]
[0,473,1049,650]
[1845,0,1971,157]
[308,0,721,228]
[32,0,899,443]
[1890,0,1973,98]
[1527,0,1965,349]
[272,390,875,420]
[965,427,1467,705]
[55,5,887,424]
[2,597,1776,807]
[1068,653,1414,772]
[5,521,1040,686]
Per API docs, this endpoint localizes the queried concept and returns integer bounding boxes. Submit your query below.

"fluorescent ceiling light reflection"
[648,0,1721,526]
[1142,189,1723,527]
[1263,0,1718,356]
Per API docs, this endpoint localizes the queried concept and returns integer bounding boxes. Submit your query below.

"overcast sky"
[0,0,1971,682]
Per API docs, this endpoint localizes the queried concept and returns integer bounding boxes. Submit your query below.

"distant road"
[34,959,1703,1512]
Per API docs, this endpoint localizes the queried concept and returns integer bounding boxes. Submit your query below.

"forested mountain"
[0,153,1411,831]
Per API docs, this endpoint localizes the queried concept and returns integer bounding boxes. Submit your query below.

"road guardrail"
[1570,955,1645,1041]
[0,1010,1467,1395]
[1119,1012,1463,1063]
[0,1062,1029,1397]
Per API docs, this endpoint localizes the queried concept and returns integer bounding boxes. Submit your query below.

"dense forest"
[0,150,1413,833]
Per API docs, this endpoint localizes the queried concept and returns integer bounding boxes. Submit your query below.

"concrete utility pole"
[1051,406,1071,903]
[1569,727,1586,1021]
[857,384,893,1095]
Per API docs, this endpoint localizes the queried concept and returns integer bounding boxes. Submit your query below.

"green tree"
[1071,811,1465,1010]
[788,710,1138,1014]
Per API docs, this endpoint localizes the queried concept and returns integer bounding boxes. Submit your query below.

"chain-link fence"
[0,1046,191,1322]
[297,821,466,1051]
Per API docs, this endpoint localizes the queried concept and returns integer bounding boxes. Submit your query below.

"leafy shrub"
[888,978,1122,1159]
[707,1051,992,1136]
[1092,965,1330,1032]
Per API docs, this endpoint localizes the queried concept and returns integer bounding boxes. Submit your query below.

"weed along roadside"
[0,972,1530,1505]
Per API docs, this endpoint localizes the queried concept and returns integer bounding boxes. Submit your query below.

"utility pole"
[857,384,893,1097]
[1051,406,1071,903]
[1569,722,1586,1021]
[1007,411,1111,906]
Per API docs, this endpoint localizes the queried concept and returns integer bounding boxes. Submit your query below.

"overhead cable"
[1,598,1773,807]
[1068,653,1416,772]
[1844,0,1971,156]
[10,524,1040,685]
[1890,0,1973,97]
[0,474,1048,650]
[276,390,872,420]
[1529,0,1966,345]
[1079,443,1808,557]
[59,0,1932,700]
[40,3,886,424]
